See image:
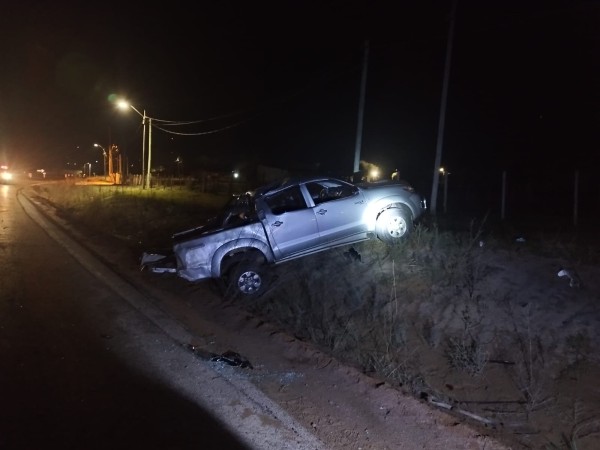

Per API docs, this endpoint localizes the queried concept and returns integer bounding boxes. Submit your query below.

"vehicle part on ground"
[185,345,254,369]
[210,350,253,369]
[375,206,413,243]
[140,252,177,273]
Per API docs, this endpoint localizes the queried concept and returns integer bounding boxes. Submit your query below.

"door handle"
[272,220,283,227]
[317,209,327,215]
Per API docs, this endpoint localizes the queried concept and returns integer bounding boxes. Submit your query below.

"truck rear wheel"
[224,255,268,299]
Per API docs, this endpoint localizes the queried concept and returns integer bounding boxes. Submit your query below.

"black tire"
[375,206,413,244]
[225,260,268,299]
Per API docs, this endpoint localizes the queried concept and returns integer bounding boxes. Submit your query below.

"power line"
[152,118,251,136]
[148,62,361,136]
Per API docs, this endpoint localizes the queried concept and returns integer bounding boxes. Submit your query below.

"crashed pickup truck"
[142,176,426,298]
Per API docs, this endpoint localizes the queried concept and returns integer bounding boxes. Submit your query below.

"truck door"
[261,186,320,259]
[305,180,367,245]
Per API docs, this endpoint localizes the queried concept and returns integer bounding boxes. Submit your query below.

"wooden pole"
[353,40,369,174]
[430,0,457,215]
[501,170,506,220]
[573,170,579,227]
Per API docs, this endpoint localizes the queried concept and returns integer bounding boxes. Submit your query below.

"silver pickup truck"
[142,176,426,298]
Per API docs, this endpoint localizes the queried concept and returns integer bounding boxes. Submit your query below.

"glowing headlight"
[1,172,13,181]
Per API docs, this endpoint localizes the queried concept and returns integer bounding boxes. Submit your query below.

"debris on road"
[557,268,581,288]
[211,350,253,369]
[344,247,362,262]
[185,344,253,369]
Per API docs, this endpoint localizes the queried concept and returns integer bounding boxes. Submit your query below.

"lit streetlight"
[93,143,107,176]
[439,167,450,213]
[175,156,183,178]
[117,100,151,189]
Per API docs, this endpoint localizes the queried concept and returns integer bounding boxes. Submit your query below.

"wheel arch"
[375,202,413,222]
[375,203,414,243]
[214,244,269,278]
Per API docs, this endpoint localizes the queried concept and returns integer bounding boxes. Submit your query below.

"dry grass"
[29,183,228,248]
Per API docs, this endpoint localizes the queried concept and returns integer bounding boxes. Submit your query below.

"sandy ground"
[137,272,514,449]
[234,236,600,449]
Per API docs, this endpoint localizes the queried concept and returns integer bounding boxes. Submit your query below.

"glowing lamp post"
[117,100,151,189]
[439,167,450,213]
[93,143,107,176]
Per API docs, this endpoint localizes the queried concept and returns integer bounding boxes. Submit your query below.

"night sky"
[1,0,598,215]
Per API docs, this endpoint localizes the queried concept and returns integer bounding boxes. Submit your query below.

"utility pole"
[430,0,457,215]
[146,118,152,189]
[353,40,370,175]
[142,110,147,188]
[108,145,115,182]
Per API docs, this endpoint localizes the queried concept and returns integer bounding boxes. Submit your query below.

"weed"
[565,331,591,366]
[444,305,488,376]
[445,337,488,376]
[545,434,580,450]
[365,350,425,395]
[502,298,553,416]
[547,399,600,449]
[420,318,436,348]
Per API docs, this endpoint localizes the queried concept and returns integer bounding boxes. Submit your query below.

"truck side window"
[306,182,324,204]
[265,186,307,215]
[307,180,356,204]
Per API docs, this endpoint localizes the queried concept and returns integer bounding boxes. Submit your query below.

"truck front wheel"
[375,206,413,244]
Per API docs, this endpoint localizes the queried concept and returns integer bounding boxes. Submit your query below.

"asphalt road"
[0,183,324,450]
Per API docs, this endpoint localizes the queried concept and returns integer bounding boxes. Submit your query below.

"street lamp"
[93,143,107,176]
[175,156,183,178]
[117,100,151,189]
[439,167,450,213]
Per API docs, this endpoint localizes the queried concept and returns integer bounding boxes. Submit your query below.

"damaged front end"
[140,251,177,274]
[140,192,258,278]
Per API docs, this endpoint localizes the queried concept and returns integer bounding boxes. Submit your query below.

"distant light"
[232,171,239,179]
[439,167,445,174]
[369,169,379,180]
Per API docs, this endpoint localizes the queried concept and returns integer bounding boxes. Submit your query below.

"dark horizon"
[1,0,598,218]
